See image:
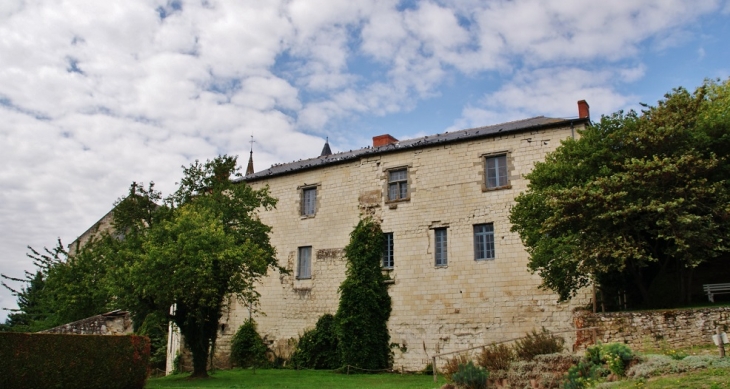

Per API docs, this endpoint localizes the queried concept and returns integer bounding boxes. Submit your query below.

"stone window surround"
[383,164,413,205]
[297,183,321,219]
[480,150,513,192]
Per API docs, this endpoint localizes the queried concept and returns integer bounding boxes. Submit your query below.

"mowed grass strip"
[146,369,448,389]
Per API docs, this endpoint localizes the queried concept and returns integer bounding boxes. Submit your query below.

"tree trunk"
[190,342,210,378]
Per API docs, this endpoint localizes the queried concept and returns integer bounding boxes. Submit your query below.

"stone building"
[173,101,594,372]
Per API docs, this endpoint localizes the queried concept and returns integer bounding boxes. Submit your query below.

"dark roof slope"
[238,116,586,182]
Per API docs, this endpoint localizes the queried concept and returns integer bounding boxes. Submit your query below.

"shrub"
[563,359,602,389]
[451,361,488,389]
[442,354,470,381]
[335,218,392,371]
[476,343,515,372]
[422,362,434,375]
[0,332,149,389]
[598,343,633,377]
[514,328,565,360]
[230,319,268,368]
[290,314,340,369]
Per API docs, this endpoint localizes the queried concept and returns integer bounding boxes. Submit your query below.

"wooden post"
[433,356,438,383]
[718,327,726,358]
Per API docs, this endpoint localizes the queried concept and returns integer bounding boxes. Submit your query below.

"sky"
[1,0,729,321]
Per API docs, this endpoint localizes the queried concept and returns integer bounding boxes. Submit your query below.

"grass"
[146,369,448,389]
[609,367,730,388]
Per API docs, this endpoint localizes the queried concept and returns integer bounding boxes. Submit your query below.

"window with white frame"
[382,233,394,269]
[485,154,509,189]
[301,187,316,216]
[473,224,495,260]
[434,228,447,266]
[387,169,408,201]
[297,246,312,279]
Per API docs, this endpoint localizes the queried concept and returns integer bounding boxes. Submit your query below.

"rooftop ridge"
[237,115,585,182]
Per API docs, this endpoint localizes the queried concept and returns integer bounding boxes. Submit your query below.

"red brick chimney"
[373,134,399,147]
[578,100,590,119]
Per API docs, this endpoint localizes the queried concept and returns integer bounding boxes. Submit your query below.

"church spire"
[246,135,255,176]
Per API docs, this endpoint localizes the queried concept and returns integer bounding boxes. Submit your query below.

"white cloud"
[1,0,727,320]
[450,66,640,130]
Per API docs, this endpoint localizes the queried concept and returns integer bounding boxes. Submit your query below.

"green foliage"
[476,343,515,372]
[291,314,340,369]
[104,155,279,378]
[563,342,634,388]
[335,217,392,371]
[0,332,149,389]
[443,354,470,380]
[1,239,115,332]
[509,78,730,307]
[136,311,170,370]
[451,361,488,389]
[231,319,268,368]
[563,359,604,389]
[599,343,634,377]
[514,328,565,360]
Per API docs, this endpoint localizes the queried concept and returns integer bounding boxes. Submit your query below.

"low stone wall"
[573,307,729,351]
[40,310,133,335]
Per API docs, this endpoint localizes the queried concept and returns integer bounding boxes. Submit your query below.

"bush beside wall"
[0,332,149,389]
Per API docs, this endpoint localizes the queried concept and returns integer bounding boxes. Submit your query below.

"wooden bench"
[703,283,730,303]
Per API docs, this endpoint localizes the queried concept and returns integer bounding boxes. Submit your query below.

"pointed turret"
[320,137,332,157]
[246,135,255,176]
[246,150,254,176]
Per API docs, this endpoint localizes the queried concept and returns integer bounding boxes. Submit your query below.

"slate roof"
[237,115,587,183]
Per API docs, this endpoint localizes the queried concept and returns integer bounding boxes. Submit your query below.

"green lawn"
[146,369,448,389]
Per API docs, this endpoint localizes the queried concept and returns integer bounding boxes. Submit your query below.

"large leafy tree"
[107,155,278,378]
[335,217,392,370]
[510,79,730,308]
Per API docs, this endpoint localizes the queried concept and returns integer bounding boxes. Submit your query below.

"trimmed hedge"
[0,332,149,389]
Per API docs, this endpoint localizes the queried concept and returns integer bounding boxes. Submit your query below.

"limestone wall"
[211,123,591,371]
[40,310,133,335]
[573,307,730,351]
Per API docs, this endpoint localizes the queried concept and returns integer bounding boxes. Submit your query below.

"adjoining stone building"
[169,101,594,372]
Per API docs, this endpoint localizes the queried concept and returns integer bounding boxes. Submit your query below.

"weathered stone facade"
[573,307,730,351]
[201,114,593,372]
[40,310,133,335]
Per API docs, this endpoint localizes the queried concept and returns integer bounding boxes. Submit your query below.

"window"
[434,228,447,266]
[297,246,312,279]
[382,233,394,269]
[485,154,509,189]
[301,187,316,216]
[388,169,408,201]
[474,224,495,260]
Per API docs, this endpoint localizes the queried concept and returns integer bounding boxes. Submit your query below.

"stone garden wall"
[40,310,133,336]
[573,307,730,351]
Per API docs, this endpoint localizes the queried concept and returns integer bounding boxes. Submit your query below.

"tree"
[106,156,278,378]
[335,217,392,370]
[509,78,730,308]
[1,239,113,332]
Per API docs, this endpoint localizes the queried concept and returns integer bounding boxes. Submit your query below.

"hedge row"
[0,332,150,389]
